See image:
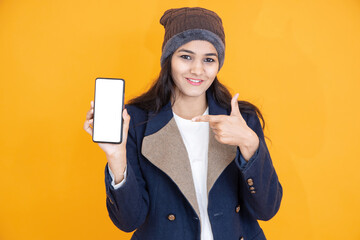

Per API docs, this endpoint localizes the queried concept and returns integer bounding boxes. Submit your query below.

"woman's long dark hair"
[128,57,266,130]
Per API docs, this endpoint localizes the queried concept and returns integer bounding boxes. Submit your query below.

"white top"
[109,107,213,240]
[173,108,213,240]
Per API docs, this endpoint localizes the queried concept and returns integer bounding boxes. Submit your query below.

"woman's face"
[171,40,219,101]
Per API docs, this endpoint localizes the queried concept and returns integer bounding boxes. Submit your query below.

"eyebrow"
[178,49,218,57]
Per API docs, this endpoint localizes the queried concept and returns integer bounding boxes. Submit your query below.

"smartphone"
[92,78,125,144]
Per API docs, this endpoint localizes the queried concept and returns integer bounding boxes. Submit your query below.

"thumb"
[230,93,240,116]
[122,108,131,143]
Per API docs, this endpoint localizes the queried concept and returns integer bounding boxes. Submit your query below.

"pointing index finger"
[192,114,224,122]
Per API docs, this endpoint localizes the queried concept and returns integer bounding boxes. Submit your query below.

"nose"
[190,59,204,76]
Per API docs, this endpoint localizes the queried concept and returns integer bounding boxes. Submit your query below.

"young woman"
[84,7,282,240]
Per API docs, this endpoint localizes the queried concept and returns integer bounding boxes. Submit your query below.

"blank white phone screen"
[93,78,124,143]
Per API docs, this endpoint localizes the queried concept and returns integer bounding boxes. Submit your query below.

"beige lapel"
[142,118,200,216]
[142,117,237,217]
[207,130,237,194]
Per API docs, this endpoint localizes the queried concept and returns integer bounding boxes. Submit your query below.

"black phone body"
[92,78,125,144]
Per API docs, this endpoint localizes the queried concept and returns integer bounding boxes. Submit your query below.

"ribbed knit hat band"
[160,7,225,69]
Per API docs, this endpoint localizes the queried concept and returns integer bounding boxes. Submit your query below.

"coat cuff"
[108,165,127,189]
[104,161,139,212]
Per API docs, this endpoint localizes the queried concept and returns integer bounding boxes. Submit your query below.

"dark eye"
[204,58,215,62]
[180,55,191,60]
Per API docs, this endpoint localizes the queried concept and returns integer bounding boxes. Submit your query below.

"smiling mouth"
[186,78,204,85]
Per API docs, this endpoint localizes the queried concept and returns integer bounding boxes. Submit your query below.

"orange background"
[1,0,360,239]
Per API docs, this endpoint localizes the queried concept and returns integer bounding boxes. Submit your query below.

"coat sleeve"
[104,108,150,232]
[235,111,283,221]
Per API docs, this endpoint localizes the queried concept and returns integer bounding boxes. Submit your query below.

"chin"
[183,90,207,98]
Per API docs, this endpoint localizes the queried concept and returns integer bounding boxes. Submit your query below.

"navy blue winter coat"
[104,90,282,240]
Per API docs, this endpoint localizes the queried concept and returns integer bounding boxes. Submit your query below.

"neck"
[172,93,208,120]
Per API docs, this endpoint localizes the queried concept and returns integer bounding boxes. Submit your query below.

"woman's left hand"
[192,93,259,161]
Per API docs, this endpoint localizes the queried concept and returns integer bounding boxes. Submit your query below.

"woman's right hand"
[83,100,131,184]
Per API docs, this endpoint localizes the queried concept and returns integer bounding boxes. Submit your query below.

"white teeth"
[188,78,201,83]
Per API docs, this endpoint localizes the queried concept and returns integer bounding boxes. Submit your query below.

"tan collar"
[142,117,237,217]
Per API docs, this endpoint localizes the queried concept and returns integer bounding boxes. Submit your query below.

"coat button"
[249,186,255,190]
[167,214,176,221]
[235,205,241,213]
[247,178,254,186]
[250,190,256,194]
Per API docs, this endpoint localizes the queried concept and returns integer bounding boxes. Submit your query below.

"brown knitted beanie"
[160,7,225,69]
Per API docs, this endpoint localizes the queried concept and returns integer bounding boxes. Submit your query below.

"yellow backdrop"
[1,0,359,239]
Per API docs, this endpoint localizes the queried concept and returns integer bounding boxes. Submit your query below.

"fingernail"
[192,117,198,122]
[235,93,239,99]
